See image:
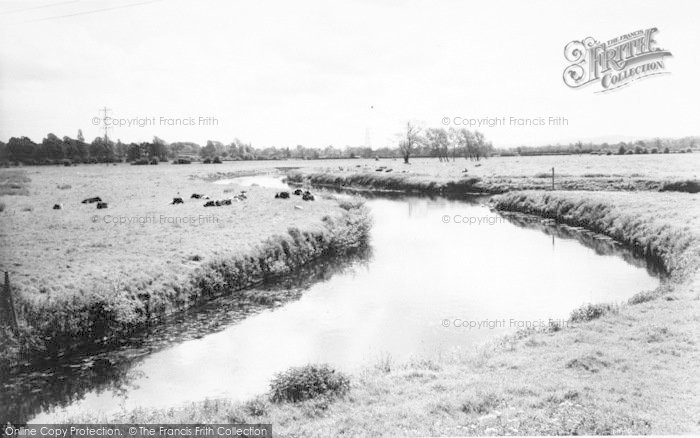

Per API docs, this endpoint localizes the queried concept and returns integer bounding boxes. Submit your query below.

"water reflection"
[500,212,666,276]
[0,248,372,424]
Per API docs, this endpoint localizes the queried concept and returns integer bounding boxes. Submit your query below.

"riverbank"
[0,166,371,369]
[286,154,700,194]
[61,190,699,435]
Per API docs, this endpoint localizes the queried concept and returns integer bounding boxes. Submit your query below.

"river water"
[2,178,661,423]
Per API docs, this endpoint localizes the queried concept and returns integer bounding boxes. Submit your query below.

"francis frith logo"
[563,28,672,92]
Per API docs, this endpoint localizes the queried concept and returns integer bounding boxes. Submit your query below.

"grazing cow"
[385,168,393,173]
[275,191,290,199]
[293,188,303,196]
[215,200,222,206]
[172,197,184,204]
[302,191,315,201]
[191,193,203,199]
[221,199,232,205]
[53,204,62,210]
[203,200,216,207]
[96,202,108,209]
[81,197,102,204]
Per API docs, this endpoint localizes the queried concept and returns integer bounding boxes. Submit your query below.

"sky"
[0,0,698,148]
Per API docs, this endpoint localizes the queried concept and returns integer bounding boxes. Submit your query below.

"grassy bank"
[286,154,700,194]
[0,166,371,368]
[288,169,700,194]
[61,190,700,435]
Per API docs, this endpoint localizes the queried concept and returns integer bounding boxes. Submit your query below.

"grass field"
[0,163,370,365]
[287,154,700,193]
[3,155,699,434]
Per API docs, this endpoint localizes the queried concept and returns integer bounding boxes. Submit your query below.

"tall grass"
[287,171,489,194]
[3,203,372,367]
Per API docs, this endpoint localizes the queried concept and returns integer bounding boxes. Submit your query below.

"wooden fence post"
[551,167,555,190]
[3,271,19,333]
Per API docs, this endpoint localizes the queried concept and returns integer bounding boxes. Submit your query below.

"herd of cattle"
[50,187,315,211]
[170,191,249,207]
[275,188,315,201]
[53,196,107,210]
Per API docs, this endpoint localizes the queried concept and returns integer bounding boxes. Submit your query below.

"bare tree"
[398,121,422,164]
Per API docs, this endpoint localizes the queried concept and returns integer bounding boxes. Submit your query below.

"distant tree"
[126,143,141,162]
[398,121,422,164]
[473,131,488,161]
[90,137,115,162]
[150,136,168,160]
[425,127,450,162]
[663,147,670,154]
[457,129,476,160]
[618,146,626,155]
[200,141,217,159]
[41,133,65,161]
[7,136,37,163]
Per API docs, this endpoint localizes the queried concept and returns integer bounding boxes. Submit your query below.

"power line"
[0,0,83,16]
[22,0,162,23]
[99,106,112,141]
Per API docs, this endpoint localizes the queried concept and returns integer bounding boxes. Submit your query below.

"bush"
[269,364,350,403]
[203,158,212,164]
[660,180,700,194]
[461,392,500,415]
[570,303,616,322]
[0,202,5,212]
[131,158,149,165]
[243,397,270,417]
[213,156,222,164]
[629,290,658,305]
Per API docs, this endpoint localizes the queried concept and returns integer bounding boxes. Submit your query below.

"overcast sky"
[0,0,698,148]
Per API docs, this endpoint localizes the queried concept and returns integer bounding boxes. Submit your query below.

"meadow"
[0,162,371,366]
[3,153,699,434]
[287,154,700,193]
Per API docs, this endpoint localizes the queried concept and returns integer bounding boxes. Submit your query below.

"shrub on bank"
[659,179,700,194]
[570,303,617,322]
[287,170,489,194]
[269,364,350,403]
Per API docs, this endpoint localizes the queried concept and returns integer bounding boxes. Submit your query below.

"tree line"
[397,122,494,163]
[502,137,698,156]
[0,126,494,165]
